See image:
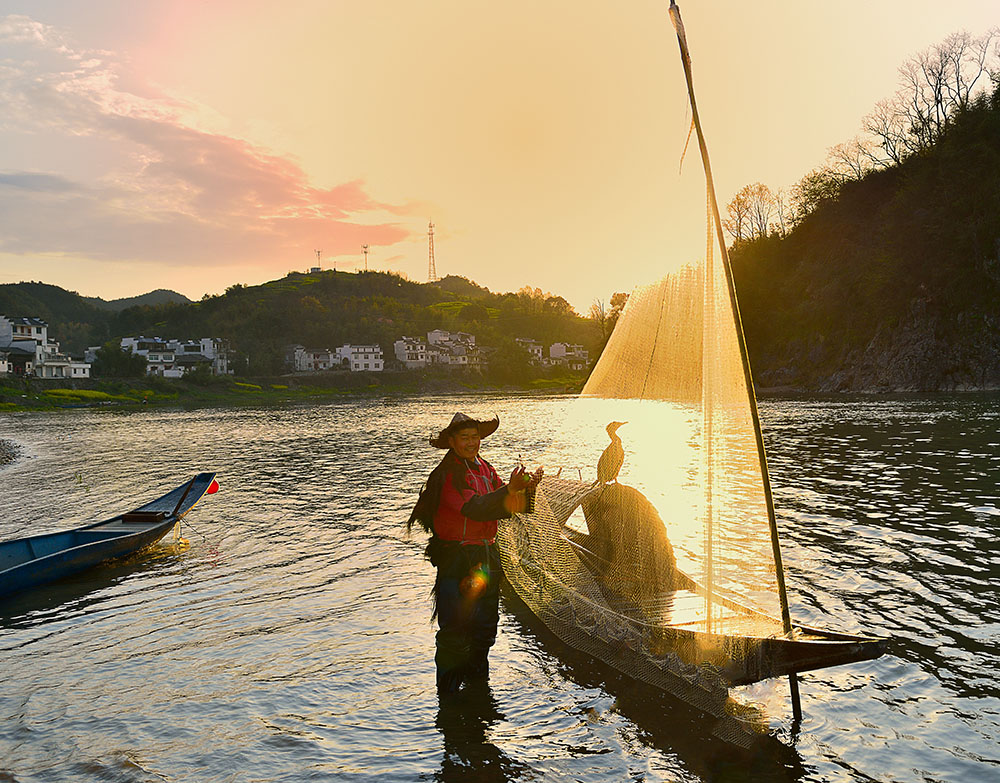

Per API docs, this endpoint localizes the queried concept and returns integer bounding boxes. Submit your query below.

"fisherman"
[408,413,543,695]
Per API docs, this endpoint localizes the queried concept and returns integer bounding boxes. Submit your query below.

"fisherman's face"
[448,426,481,460]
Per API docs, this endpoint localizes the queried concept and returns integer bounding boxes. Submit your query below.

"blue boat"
[0,472,217,597]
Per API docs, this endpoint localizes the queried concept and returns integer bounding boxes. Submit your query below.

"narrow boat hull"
[0,472,216,597]
[498,475,889,718]
[562,529,888,685]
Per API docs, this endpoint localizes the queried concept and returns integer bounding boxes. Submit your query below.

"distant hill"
[108,270,601,375]
[0,284,191,352]
[0,272,602,375]
[0,282,112,352]
[84,289,192,311]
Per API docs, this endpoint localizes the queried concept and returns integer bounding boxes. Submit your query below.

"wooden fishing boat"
[497,2,888,735]
[501,475,887,715]
[0,472,218,597]
[547,479,887,686]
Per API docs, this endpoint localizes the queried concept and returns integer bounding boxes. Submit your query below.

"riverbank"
[0,369,587,412]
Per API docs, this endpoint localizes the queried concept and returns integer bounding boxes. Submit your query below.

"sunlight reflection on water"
[0,394,997,782]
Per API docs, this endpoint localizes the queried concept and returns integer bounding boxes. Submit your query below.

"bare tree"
[589,299,609,338]
[856,28,1000,168]
[827,136,879,181]
[773,187,791,237]
[747,182,775,239]
[890,28,1000,154]
[724,187,752,243]
[724,29,1000,234]
[725,182,774,242]
[938,29,998,113]
[862,97,911,165]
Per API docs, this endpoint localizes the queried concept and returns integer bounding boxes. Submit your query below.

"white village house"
[0,316,90,378]
[283,345,336,373]
[426,330,481,368]
[336,344,384,372]
[549,342,590,371]
[287,331,588,375]
[284,345,308,373]
[515,337,544,364]
[285,344,383,372]
[393,336,428,369]
[115,336,231,377]
[304,348,335,372]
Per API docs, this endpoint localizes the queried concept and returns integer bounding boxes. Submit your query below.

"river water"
[0,394,997,782]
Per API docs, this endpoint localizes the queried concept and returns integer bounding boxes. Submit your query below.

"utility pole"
[362,244,369,272]
[427,220,438,282]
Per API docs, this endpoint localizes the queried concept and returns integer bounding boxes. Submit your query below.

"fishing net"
[498,259,784,739]
[496,8,786,742]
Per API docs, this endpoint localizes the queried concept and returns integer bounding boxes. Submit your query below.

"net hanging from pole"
[497,254,783,737]
[496,4,786,741]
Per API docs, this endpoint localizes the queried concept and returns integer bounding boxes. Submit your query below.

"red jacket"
[433,456,507,543]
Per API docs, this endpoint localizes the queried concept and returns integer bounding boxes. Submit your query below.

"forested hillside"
[730,67,1000,390]
[84,289,192,311]
[114,271,601,374]
[1,273,604,377]
[0,282,113,351]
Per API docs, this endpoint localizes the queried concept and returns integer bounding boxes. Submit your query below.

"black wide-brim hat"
[430,412,500,449]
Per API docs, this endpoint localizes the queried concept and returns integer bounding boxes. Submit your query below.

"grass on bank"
[43,388,132,403]
[0,367,588,412]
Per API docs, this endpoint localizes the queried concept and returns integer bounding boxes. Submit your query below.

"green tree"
[543,295,575,316]
[607,292,629,334]
[458,302,489,324]
[485,341,533,385]
[92,341,147,378]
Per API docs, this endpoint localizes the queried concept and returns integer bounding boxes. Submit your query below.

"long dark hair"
[407,450,464,535]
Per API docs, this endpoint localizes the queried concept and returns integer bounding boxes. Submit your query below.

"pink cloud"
[0,14,414,269]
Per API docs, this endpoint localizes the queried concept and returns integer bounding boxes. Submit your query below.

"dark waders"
[433,541,501,694]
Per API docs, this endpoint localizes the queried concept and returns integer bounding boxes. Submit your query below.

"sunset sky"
[1,1,997,312]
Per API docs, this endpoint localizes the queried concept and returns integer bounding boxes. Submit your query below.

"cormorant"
[595,421,627,485]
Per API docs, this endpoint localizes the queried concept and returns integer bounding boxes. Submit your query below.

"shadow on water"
[433,682,536,783]
[0,541,190,628]
[500,587,811,783]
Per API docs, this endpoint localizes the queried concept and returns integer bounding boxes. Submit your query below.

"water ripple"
[0,395,998,781]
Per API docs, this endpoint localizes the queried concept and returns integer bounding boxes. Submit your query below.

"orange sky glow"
[0,1,997,312]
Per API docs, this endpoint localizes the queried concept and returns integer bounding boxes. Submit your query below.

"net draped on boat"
[497,251,785,728]
[496,10,786,734]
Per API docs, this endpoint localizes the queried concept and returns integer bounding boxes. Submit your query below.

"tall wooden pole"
[667,0,802,723]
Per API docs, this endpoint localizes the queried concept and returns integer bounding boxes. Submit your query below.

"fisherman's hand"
[504,466,544,514]
[508,465,543,493]
[507,465,530,493]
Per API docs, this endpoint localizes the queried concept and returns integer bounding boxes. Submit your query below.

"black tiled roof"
[1,316,48,327]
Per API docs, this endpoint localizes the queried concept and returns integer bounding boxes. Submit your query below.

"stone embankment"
[0,439,19,468]
[753,305,1000,393]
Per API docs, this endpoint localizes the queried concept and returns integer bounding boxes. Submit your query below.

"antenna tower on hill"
[362,244,369,271]
[427,221,438,282]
